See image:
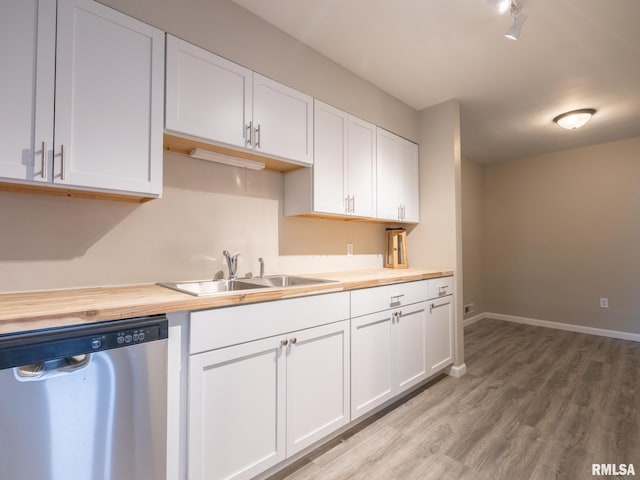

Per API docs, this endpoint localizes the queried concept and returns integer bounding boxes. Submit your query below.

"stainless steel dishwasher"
[0,315,168,480]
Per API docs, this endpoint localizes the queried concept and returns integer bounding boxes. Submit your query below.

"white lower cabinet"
[350,278,454,420]
[189,336,286,480]
[351,301,429,420]
[426,294,454,374]
[187,293,350,480]
[182,279,453,480]
[286,322,350,455]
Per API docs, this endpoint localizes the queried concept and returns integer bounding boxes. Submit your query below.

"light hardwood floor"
[269,318,640,480]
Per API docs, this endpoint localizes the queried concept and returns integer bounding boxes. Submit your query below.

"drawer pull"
[390,294,405,302]
[255,124,261,149]
[246,121,253,147]
[60,144,65,180]
[438,285,448,296]
[430,302,448,313]
[41,141,47,179]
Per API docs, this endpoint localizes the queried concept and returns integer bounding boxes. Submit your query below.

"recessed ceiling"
[232,0,640,163]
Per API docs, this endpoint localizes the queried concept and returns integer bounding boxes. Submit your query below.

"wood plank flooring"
[269,318,640,480]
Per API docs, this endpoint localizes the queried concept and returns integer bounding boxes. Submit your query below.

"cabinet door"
[286,321,350,455]
[165,35,252,150]
[398,139,420,223]
[376,128,403,221]
[351,310,394,420]
[376,128,420,223]
[426,296,454,374]
[0,0,55,182]
[313,100,347,215]
[393,301,428,393]
[347,116,377,218]
[54,0,164,195]
[253,73,313,165]
[189,337,286,480]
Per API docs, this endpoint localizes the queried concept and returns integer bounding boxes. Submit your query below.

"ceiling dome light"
[553,109,597,130]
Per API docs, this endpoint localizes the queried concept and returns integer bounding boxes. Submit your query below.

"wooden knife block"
[384,229,408,269]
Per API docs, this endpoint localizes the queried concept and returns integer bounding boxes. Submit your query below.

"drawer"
[427,276,453,300]
[350,280,428,318]
[189,292,350,354]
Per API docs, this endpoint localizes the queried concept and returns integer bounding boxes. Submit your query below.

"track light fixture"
[505,9,528,40]
[487,0,528,40]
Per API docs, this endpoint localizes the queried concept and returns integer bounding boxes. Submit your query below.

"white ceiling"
[232,0,640,163]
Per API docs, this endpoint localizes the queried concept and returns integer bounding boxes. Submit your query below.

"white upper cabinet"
[55,0,164,195]
[253,74,313,165]
[0,0,55,182]
[377,128,420,223]
[284,100,376,218]
[0,0,164,197]
[345,114,377,217]
[165,35,252,150]
[312,101,348,214]
[165,36,313,166]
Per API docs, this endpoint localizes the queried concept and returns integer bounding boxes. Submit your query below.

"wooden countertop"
[0,268,453,335]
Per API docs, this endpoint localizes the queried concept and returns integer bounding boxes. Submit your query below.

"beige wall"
[0,0,427,293]
[461,157,485,319]
[410,99,464,367]
[483,136,640,334]
[0,152,389,292]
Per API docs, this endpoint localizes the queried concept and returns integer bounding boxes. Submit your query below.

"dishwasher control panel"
[92,325,160,351]
[0,315,168,370]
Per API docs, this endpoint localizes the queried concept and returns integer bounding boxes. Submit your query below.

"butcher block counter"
[0,268,453,335]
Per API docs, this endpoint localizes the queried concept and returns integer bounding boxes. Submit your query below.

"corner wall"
[461,157,486,319]
[410,99,464,367]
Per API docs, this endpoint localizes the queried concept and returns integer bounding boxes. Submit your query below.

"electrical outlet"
[600,297,609,309]
[346,243,354,256]
[464,303,474,314]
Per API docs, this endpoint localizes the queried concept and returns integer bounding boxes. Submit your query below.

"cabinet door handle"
[255,124,261,149]
[246,121,253,147]
[290,337,297,344]
[402,205,406,220]
[41,141,47,179]
[60,144,65,180]
[281,338,289,347]
[351,195,355,213]
[430,301,448,313]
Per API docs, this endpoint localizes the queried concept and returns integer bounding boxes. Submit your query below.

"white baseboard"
[463,312,486,327]
[481,312,640,342]
[445,363,467,377]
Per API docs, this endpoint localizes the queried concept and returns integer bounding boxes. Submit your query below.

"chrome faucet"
[258,257,264,279]
[223,251,241,279]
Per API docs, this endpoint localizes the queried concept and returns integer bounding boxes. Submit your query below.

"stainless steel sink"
[244,275,338,288]
[158,279,271,296]
[160,275,338,296]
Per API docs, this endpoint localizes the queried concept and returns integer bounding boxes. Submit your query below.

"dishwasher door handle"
[15,354,92,381]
